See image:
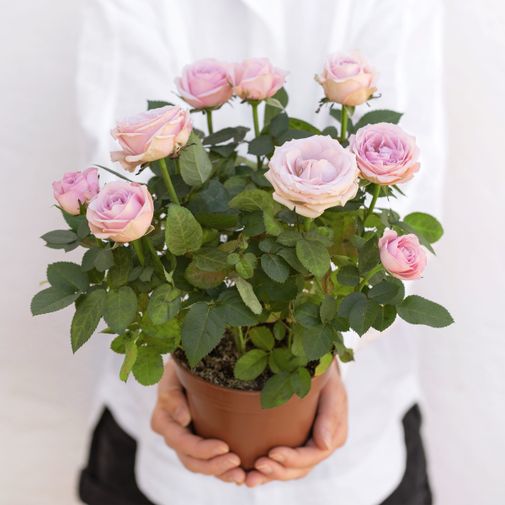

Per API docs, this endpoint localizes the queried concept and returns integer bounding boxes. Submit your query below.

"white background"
[1,1,504,504]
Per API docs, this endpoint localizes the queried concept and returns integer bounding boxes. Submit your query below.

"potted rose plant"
[32,54,453,469]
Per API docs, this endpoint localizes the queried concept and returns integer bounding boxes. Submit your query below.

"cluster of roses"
[52,53,426,282]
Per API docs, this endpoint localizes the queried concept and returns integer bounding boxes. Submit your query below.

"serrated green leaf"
[290,368,311,398]
[320,295,337,324]
[215,289,258,326]
[273,321,286,341]
[294,303,321,328]
[193,248,229,272]
[398,295,454,328]
[94,248,114,272]
[71,289,106,352]
[295,324,333,360]
[249,327,274,351]
[336,265,360,286]
[119,341,138,382]
[368,278,405,304]
[132,347,164,385]
[234,349,268,380]
[248,135,274,156]
[165,204,203,255]
[146,285,181,325]
[269,348,305,373]
[354,109,403,131]
[31,287,79,315]
[178,132,213,186]
[229,189,277,214]
[235,277,262,315]
[185,262,225,289]
[372,305,397,331]
[358,236,380,274]
[261,372,293,408]
[103,287,138,334]
[349,297,380,336]
[338,292,367,318]
[108,247,132,288]
[260,254,290,283]
[295,239,330,278]
[47,261,89,293]
[404,212,444,244]
[235,253,257,279]
[315,353,333,376]
[41,230,77,245]
[263,212,283,236]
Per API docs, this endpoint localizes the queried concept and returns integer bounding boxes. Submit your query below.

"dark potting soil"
[173,332,319,392]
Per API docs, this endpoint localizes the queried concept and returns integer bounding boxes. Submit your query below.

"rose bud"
[86,181,154,243]
[52,168,99,215]
[175,58,233,109]
[110,105,192,172]
[379,229,427,280]
[316,53,376,106]
[231,57,287,101]
[265,135,359,218]
[349,122,420,185]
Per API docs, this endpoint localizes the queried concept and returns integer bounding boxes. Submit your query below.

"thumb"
[158,360,192,427]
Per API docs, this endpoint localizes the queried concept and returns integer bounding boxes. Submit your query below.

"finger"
[312,364,348,451]
[152,407,229,459]
[245,470,272,488]
[178,452,241,476]
[157,360,191,426]
[253,457,310,481]
[268,440,328,469]
[216,467,247,485]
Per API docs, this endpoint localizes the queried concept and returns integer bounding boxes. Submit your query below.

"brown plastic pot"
[173,358,330,470]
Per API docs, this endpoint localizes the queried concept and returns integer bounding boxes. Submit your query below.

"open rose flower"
[52,168,99,215]
[86,182,154,243]
[175,59,233,109]
[349,123,420,185]
[379,229,427,280]
[265,135,359,218]
[316,53,376,106]
[111,105,192,172]
[231,57,287,100]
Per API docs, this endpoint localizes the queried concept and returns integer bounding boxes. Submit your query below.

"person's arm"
[151,359,348,487]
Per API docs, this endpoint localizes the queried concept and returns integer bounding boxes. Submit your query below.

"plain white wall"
[0,1,504,504]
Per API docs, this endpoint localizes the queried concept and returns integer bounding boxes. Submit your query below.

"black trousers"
[79,405,432,505]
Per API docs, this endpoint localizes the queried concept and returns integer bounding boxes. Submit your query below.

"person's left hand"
[245,360,348,487]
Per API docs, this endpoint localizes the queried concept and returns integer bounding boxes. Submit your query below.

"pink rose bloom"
[175,58,233,109]
[86,182,154,243]
[379,229,427,280]
[349,122,420,185]
[231,57,287,100]
[316,53,376,106]
[111,105,192,172]
[265,135,359,218]
[52,168,99,215]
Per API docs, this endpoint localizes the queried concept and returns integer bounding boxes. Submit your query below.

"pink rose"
[52,168,99,215]
[231,57,287,101]
[265,135,359,218]
[86,182,154,243]
[175,59,233,109]
[111,105,192,172]
[316,53,376,106]
[349,122,420,185]
[379,229,427,280]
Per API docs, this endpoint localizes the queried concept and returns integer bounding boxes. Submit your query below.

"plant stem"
[234,327,246,355]
[159,157,180,205]
[340,105,348,143]
[364,184,381,222]
[205,109,214,135]
[303,217,312,232]
[142,236,165,274]
[357,264,383,291]
[251,101,262,169]
[132,239,145,266]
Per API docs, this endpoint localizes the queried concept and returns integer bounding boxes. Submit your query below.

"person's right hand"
[151,360,246,485]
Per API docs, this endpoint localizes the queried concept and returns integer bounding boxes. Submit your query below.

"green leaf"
[234,253,257,279]
[193,248,229,272]
[132,347,164,385]
[140,316,181,349]
[229,188,277,214]
[404,212,444,244]
[108,248,132,288]
[263,212,283,236]
[146,285,180,325]
[269,113,289,137]
[315,353,333,376]
[277,230,302,247]
[95,164,134,182]
[94,248,114,272]
[181,302,225,367]
[41,230,77,245]
[249,327,274,351]
[82,248,99,272]
[295,239,330,278]
[290,368,311,398]
[265,97,284,109]
[235,278,262,315]
[354,109,403,131]
[178,132,213,186]
[338,292,367,318]
[295,324,333,360]
[260,254,290,283]
[31,287,79,315]
[372,305,397,331]
[147,99,173,110]
[204,126,249,145]
[358,236,380,274]
[47,262,88,292]
[119,341,138,382]
[320,295,337,324]
[261,372,293,408]
[269,348,305,373]
[336,265,360,286]
[398,295,454,328]
[71,289,106,352]
[215,289,258,326]
[103,287,138,334]
[368,278,405,304]
[294,303,320,328]
[273,321,286,341]
[349,297,381,336]
[234,349,268,380]
[165,204,203,255]
[185,262,225,289]
[288,118,321,134]
[248,135,274,156]
[264,87,288,126]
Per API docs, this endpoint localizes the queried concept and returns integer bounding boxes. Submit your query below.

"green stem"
[251,101,262,169]
[142,236,165,274]
[303,217,312,233]
[340,106,348,143]
[357,264,383,291]
[205,109,214,135]
[235,327,246,355]
[364,184,381,222]
[159,158,180,205]
[132,239,145,266]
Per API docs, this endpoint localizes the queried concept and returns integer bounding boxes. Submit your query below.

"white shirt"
[78,1,445,504]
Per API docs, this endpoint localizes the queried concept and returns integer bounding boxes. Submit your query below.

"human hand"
[245,360,348,487]
[151,360,246,485]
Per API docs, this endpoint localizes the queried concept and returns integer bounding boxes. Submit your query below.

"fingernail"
[257,463,272,474]
[321,427,333,450]
[214,444,229,456]
[227,455,240,466]
[270,452,285,463]
[174,406,188,424]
